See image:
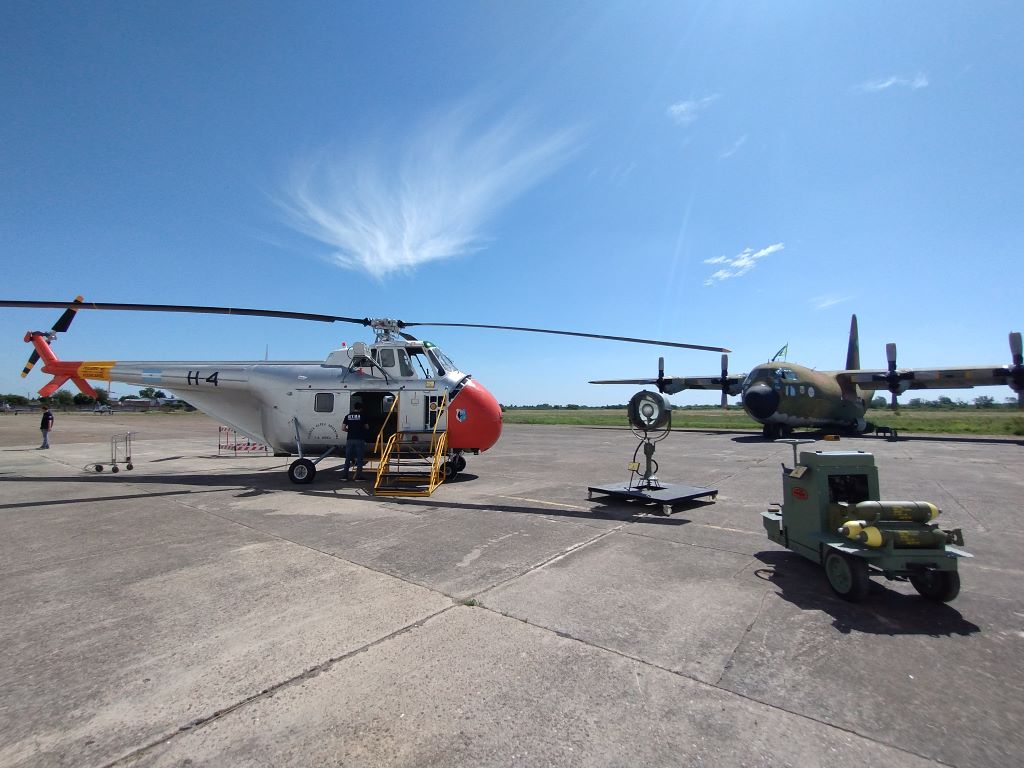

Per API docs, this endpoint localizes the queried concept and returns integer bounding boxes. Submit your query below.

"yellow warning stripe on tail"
[77,362,117,381]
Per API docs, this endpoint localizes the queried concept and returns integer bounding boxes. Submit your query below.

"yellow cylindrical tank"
[848,501,940,524]
[849,526,952,549]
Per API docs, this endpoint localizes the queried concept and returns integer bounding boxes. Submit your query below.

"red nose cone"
[447,379,503,452]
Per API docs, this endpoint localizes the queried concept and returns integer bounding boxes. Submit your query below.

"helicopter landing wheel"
[444,454,467,479]
[824,550,870,602]
[288,458,317,484]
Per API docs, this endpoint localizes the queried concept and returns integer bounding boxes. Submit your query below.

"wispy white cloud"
[810,294,852,310]
[856,73,929,92]
[703,243,784,286]
[278,105,580,280]
[667,95,720,126]
[719,134,747,159]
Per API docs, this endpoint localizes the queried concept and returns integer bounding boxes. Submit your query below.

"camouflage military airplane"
[591,315,1023,439]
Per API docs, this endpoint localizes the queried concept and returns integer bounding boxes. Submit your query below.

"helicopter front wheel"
[443,453,467,479]
[288,458,317,484]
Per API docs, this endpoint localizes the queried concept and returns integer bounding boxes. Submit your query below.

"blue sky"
[1,2,1021,406]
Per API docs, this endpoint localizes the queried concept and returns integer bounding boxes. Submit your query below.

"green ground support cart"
[762,441,971,602]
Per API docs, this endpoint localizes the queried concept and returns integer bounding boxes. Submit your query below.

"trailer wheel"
[910,570,960,602]
[824,551,870,602]
[288,458,316,484]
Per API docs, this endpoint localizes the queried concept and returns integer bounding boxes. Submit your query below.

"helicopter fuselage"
[29,335,504,458]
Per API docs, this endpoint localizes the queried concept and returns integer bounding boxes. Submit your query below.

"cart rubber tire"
[126,463,133,470]
[824,550,870,602]
[910,570,960,602]
[111,466,119,473]
[288,458,316,484]
[95,465,103,473]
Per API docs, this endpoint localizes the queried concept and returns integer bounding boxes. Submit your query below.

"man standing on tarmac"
[341,401,370,481]
[39,404,54,449]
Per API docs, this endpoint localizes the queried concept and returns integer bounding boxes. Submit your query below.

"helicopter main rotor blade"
[401,322,731,353]
[0,301,729,352]
[0,300,371,326]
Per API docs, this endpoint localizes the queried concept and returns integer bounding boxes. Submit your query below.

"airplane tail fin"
[845,314,860,370]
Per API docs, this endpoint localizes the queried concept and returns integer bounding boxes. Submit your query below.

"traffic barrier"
[218,426,270,456]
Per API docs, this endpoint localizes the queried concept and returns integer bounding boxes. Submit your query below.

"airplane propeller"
[0,300,730,353]
[876,342,915,410]
[1010,331,1024,407]
[718,353,730,409]
[20,296,83,378]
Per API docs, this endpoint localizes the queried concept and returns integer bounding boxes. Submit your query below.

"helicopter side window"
[314,393,335,413]
[377,348,396,369]
[407,349,434,379]
[396,349,414,377]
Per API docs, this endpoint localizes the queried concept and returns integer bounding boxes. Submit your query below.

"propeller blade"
[1011,331,1023,367]
[20,296,84,377]
[886,342,897,370]
[890,391,899,410]
[403,321,730,352]
[720,353,729,409]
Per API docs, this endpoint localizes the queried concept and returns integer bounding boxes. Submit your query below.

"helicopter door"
[294,390,347,446]
[351,390,399,449]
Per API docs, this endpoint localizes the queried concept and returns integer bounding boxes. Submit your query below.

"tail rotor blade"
[20,296,84,378]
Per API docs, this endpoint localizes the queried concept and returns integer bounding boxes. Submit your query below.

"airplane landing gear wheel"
[824,550,870,602]
[288,458,316,484]
[910,570,960,602]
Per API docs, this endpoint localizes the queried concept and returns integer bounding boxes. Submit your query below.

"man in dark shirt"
[341,401,370,481]
[39,405,54,449]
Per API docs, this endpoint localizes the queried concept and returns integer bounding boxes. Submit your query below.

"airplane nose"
[744,383,780,419]
[447,379,503,452]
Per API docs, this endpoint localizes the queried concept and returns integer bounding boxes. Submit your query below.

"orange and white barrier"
[218,426,270,456]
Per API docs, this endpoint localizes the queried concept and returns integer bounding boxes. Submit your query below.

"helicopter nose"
[743,382,780,419]
[447,379,503,452]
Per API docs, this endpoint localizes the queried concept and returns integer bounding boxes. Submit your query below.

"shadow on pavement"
[753,550,981,637]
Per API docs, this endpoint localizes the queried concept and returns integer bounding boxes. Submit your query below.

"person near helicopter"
[341,400,370,481]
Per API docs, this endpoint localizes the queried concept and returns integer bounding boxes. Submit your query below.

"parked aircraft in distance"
[592,315,1023,439]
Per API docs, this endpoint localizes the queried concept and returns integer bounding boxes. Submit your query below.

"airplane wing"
[590,374,746,397]
[842,365,1015,392]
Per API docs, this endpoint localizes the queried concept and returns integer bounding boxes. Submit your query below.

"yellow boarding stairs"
[372,393,450,497]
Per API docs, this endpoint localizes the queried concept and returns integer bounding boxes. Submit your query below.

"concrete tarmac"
[1,412,1021,767]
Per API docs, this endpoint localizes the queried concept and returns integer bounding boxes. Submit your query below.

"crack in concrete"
[101,604,456,767]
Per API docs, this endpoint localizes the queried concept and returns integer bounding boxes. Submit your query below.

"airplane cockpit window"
[780,368,799,381]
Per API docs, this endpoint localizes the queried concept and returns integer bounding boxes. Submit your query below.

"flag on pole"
[771,344,788,362]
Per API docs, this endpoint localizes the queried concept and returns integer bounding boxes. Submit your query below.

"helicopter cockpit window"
[376,348,396,368]
[396,349,414,377]
[427,347,458,375]
[314,393,335,413]
[407,348,435,379]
